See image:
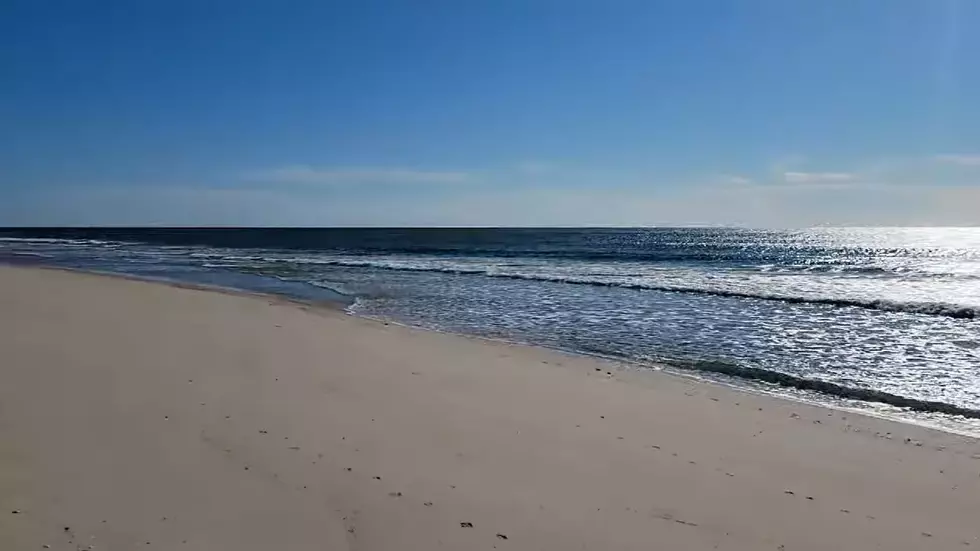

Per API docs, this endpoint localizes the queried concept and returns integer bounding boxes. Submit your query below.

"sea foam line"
[241,256,978,320]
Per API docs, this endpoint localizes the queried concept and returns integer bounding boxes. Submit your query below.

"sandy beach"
[1,265,978,550]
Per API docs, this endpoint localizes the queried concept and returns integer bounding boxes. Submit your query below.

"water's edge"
[2,261,353,311]
[5,259,980,438]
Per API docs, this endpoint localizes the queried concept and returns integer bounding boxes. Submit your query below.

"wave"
[0,251,54,258]
[6,238,977,319]
[758,264,921,276]
[244,257,978,319]
[665,358,980,419]
[7,235,978,279]
[0,237,124,247]
[14,233,972,274]
[308,279,358,297]
[221,248,975,275]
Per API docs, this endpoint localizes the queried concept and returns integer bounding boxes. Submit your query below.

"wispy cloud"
[245,165,473,185]
[721,175,752,185]
[768,154,807,176]
[783,171,855,184]
[933,154,980,166]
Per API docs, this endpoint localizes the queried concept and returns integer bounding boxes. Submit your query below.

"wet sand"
[1,265,979,550]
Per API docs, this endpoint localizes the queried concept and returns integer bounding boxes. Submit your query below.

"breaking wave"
[247,256,977,319]
[666,359,980,419]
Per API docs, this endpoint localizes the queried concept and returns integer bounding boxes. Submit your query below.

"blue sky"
[2,0,979,226]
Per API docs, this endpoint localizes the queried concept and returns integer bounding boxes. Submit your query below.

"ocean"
[3,227,979,432]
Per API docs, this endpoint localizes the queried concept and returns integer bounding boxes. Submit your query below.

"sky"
[2,0,979,227]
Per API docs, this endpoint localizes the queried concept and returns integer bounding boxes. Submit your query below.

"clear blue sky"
[2,0,979,226]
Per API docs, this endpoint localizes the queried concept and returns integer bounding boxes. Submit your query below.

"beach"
[1,265,978,550]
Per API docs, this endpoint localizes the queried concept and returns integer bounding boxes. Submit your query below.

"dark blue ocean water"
[3,227,980,431]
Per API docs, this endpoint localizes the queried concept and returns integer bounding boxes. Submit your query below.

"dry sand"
[1,265,979,550]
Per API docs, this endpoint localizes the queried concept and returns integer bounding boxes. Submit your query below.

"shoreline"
[6,261,354,310]
[11,260,980,437]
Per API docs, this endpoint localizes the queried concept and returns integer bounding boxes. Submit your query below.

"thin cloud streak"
[783,171,856,184]
[934,154,980,166]
[245,165,473,185]
[722,175,753,185]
